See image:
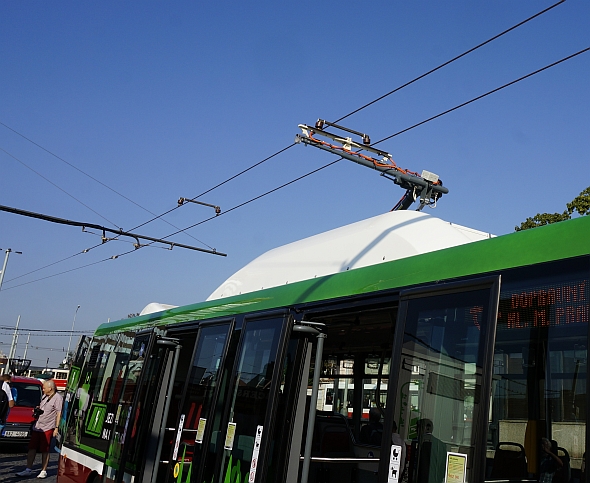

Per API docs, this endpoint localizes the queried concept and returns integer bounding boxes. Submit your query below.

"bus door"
[101,329,182,483]
[191,312,294,483]
[161,321,234,483]
[380,276,501,483]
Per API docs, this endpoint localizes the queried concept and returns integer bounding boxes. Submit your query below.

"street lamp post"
[66,305,81,367]
[0,248,23,292]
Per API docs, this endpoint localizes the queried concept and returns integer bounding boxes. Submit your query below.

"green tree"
[515,186,590,231]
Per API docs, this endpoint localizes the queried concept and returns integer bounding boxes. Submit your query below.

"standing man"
[16,380,63,479]
[0,374,15,423]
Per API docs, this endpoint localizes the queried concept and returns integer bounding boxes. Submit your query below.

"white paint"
[388,444,403,483]
[139,302,178,315]
[208,211,493,300]
[61,444,104,474]
[249,425,264,482]
[172,414,185,461]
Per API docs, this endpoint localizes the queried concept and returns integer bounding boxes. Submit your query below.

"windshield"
[11,382,42,407]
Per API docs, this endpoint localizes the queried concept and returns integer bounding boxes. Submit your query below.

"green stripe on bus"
[95,215,590,336]
[76,443,106,458]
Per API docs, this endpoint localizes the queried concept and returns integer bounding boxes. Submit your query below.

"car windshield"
[11,382,42,407]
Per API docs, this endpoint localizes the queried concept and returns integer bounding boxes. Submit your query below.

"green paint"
[66,366,81,392]
[177,445,185,483]
[104,459,119,470]
[75,373,92,444]
[223,455,233,483]
[221,455,250,483]
[95,216,590,336]
[85,403,107,437]
[184,459,192,483]
[76,443,106,458]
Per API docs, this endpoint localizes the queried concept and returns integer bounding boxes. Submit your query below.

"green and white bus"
[57,209,589,483]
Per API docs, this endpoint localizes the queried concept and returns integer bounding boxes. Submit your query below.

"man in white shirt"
[1,374,15,423]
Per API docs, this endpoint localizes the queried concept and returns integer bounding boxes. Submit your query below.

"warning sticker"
[445,452,467,483]
[195,418,207,444]
[388,444,403,483]
[249,425,264,482]
[172,414,185,461]
[224,422,237,450]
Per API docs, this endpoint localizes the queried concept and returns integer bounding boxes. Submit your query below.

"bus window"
[202,317,287,483]
[393,279,499,483]
[65,332,134,457]
[488,259,588,481]
[169,324,230,482]
[307,305,396,442]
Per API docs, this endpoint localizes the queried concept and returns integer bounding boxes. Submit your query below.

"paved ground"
[0,446,59,482]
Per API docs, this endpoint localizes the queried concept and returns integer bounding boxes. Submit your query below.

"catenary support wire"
[0,204,226,256]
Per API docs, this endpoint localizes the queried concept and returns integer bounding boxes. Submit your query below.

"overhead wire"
[331,0,565,124]
[0,146,120,229]
[147,46,590,241]
[2,46,588,291]
[1,256,118,291]
[0,124,216,250]
[373,46,590,145]
[0,2,574,289]
[4,46,588,290]
[0,333,91,339]
[0,326,93,333]
[120,1,566,234]
[127,143,297,233]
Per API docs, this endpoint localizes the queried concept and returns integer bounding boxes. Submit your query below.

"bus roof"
[207,210,493,300]
[95,214,590,336]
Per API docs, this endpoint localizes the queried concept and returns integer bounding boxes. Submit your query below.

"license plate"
[2,430,29,437]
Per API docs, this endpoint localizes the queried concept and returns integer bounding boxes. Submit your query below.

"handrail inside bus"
[294,324,327,483]
[299,456,379,464]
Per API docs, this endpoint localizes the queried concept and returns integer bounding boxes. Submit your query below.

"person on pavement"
[16,379,63,479]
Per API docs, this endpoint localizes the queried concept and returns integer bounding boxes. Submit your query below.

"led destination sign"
[497,280,588,330]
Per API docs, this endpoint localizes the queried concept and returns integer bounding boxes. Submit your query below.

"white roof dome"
[207,210,493,300]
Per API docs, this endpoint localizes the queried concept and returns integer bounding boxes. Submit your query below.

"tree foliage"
[515,186,590,231]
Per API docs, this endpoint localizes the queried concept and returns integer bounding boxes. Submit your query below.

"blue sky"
[1,1,589,368]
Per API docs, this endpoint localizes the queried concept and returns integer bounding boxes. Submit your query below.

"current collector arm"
[295,120,448,211]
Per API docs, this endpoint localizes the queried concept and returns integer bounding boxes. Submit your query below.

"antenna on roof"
[295,120,448,210]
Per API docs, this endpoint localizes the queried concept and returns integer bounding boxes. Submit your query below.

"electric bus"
[56,210,589,483]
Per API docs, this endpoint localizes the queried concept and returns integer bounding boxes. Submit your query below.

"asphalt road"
[0,445,59,482]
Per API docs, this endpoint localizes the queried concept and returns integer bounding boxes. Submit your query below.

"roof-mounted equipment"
[295,120,448,210]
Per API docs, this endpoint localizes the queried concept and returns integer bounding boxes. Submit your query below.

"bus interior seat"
[554,446,571,483]
[320,425,353,457]
[489,442,528,480]
[311,413,355,458]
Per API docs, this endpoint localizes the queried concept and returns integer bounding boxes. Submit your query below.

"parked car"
[0,376,43,443]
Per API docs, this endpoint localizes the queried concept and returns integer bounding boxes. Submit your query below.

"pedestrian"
[16,379,63,479]
[0,374,15,423]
